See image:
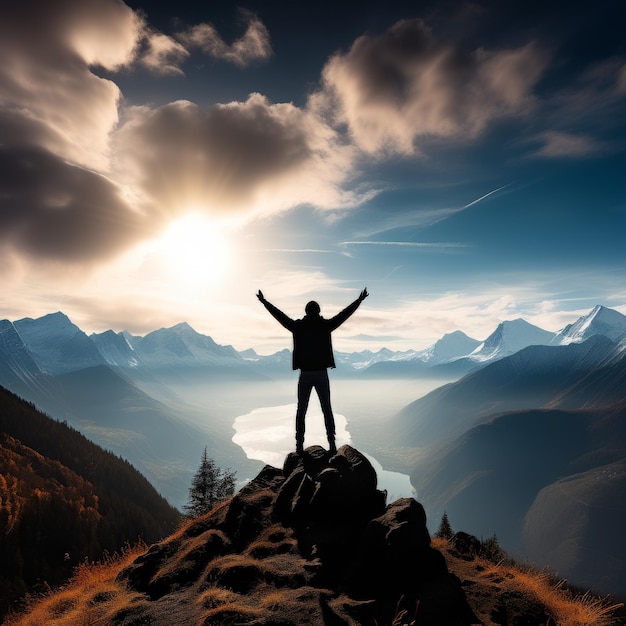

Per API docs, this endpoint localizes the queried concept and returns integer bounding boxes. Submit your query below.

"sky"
[1,0,625,355]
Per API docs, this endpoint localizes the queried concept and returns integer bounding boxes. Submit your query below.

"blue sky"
[1,0,625,353]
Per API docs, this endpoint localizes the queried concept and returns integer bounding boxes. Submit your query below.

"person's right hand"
[359,288,369,301]
[256,290,265,302]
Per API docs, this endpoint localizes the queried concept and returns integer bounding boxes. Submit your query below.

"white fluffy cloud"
[140,32,190,75]
[177,10,272,67]
[0,0,141,170]
[316,18,549,155]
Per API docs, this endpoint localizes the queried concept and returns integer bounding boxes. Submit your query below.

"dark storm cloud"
[0,142,144,262]
[0,1,150,265]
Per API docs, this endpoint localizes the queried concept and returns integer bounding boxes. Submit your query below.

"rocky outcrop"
[117,444,479,625]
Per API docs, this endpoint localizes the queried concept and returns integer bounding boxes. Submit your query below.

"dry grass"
[5,543,148,626]
[507,566,623,626]
[7,531,623,626]
[197,602,262,626]
[431,537,624,626]
[197,587,243,610]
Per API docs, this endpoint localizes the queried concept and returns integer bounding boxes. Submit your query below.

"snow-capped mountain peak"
[417,330,481,364]
[14,312,105,374]
[554,305,626,345]
[91,329,142,368]
[470,318,556,362]
[131,322,241,367]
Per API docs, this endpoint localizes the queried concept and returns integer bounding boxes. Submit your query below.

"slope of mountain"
[0,320,45,391]
[360,305,626,378]
[388,335,615,449]
[410,402,626,599]
[523,448,626,598]
[469,318,556,362]
[548,340,626,409]
[39,364,261,508]
[416,330,481,364]
[0,384,181,619]
[112,323,268,384]
[14,312,106,374]
[412,408,592,548]
[382,336,626,598]
[351,333,480,379]
[127,322,241,368]
[91,328,144,368]
[554,304,626,345]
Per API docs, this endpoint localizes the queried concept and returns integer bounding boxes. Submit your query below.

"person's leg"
[295,372,314,452]
[313,370,336,452]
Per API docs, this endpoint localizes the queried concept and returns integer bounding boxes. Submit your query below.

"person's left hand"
[359,288,369,301]
[256,290,265,302]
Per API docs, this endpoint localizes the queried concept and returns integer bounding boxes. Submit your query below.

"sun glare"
[157,213,231,285]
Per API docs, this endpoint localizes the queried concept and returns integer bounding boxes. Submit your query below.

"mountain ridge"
[0,384,181,619]
[4,304,626,385]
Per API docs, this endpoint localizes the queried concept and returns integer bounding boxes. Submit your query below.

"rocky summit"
[116,445,482,625]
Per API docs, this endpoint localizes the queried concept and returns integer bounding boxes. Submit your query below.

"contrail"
[340,241,465,248]
[461,184,512,210]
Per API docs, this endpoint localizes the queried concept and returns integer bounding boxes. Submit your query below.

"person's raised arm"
[328,288,368,331]
[256,290,295,331]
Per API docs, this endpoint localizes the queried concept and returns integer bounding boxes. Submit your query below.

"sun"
[157,213,231,285]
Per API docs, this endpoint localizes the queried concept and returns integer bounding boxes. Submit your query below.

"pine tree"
[480,532,505,563]
[184,447,236,517]
[435,511,453,539]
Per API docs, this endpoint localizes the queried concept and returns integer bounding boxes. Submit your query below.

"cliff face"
[116,445,480,625]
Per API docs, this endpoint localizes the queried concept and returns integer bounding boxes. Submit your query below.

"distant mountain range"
[2,305,625,384]
[1,305,625,504]
[0,313,264,509]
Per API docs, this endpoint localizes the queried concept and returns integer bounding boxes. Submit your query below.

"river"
[232,401,416,503]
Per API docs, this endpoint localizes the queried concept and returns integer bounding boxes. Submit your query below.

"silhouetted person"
[257,288,369,454]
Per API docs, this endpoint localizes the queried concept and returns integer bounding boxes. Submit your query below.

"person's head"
[305,300,321,316]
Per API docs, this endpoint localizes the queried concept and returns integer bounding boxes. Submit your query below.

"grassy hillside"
[5,517,624,626]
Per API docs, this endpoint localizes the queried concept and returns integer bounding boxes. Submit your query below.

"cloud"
[0,142,147,264]
[533,130,602,158]
[538,57,626,151]
[0,0,142,170]
[0,1,153,268]
[0,2,362,269]
[140,32,189,75]
[314,18,549,155]
[114,93,361,220]
[177,10,272,67]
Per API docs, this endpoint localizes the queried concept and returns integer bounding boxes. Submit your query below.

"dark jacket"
[260,297,363,370]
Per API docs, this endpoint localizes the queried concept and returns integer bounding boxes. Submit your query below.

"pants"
[295,370,335,447]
